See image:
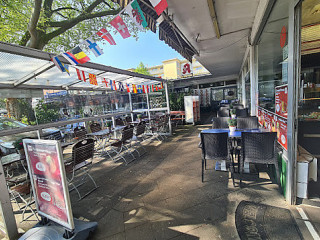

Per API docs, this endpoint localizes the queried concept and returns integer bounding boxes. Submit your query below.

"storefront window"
[258,0,289,112]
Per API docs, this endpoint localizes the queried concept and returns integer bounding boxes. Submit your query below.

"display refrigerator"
[184,96,200,124]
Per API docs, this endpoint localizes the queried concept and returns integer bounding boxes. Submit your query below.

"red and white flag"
[101,78,108,87]
[76,68,86,82]
[96,28,116,45]
[149,0,168,15]
[110,15,131,39]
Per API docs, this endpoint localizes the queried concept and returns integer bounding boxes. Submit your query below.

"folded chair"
[200,132,235,186]
[64,138,98,200]
[90,122,102,133]
[240,132,280,188]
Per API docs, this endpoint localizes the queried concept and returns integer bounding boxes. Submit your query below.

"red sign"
[280,26,287,48]
[275,84,288,118]
[181,62,193,76]
[24,140,74,229]
[258,107,288,150]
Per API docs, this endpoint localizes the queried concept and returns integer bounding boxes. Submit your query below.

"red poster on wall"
[275,84,288,118]
[275,116,288,150]
[23,140,74,230]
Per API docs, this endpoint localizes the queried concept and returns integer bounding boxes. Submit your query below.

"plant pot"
[229,126,236,132]
[231,114,236,119]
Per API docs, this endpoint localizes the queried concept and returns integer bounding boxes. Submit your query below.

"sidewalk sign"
[23,139,74,230]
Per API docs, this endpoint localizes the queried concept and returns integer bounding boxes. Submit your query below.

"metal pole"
[0,162,19,239]
[249,45,258,116]
[146,92,151,121]
[128,92,134,121]
[164,82,172,135]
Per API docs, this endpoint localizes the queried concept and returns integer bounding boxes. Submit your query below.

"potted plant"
[106,121,112,131]
[230,109,236,119]
[13,138,25,156]
[228,118,237,132]
[137,114,142,122]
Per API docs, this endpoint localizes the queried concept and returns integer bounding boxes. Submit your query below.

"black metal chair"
[211,117,229,129]
[200,132,235,185]
[236,108,249,117]
[240,132,280,187]
[217,108,230,117]
[237,117,259,129]
[133,121,147,156]
[115,118,125,126]
[90,122,102,133]
[64,138,98,200]
[73,126,87,140]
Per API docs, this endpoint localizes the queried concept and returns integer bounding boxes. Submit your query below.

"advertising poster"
[258,107,288,150]
[275,84,288,118]
[23,140,74,230]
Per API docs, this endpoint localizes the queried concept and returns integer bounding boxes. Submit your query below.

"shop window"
[257,1,289,112]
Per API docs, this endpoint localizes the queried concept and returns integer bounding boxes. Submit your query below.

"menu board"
[23,139,74,230]
[275,84,288,118]
[258,107,288,150]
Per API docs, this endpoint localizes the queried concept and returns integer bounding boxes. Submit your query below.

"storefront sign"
[181,62,193,76]
[258,107,288,150]
[23,139,74,230]
[275,84,288,118]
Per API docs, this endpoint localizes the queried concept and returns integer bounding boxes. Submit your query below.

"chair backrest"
[115,118,125,126]
[43,131,63,141]
[200,132,229,159]
[237,117,259,129]
[90,122,101,133]
[120,126,134,142]
[212,117,229,129]
[217,108,229,117]
[125,116,132,125]
[136,121,146,136]
[72,138,95,166]
[236,108,248,117]
[241,132,276,161]
[74,126,87,139]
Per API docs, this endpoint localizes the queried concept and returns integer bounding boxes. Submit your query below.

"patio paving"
[12,116,294,239]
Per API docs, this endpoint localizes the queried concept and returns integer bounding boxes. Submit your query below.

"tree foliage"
[134,62,151,76]
[0,0,141,52]
[34,100,60,124]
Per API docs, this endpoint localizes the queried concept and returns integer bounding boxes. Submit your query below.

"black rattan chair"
[200,132,235,185]
[237,117,259,129]
[236,108,248,117]
[211,117,229,129]
[64,138,98,200]
[73,126,87,140]
[217,108,230,117]
[240,132,280,187]
[90,122,102,133]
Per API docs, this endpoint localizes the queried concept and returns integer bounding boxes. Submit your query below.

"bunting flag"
[152,85,154,92]
[52,57,68,73]
[146,85,149,93]
[118,82,125,92]
[84,38,104,57]
[64,64,70,75]
[113,80,117,91]
[156,85,159,91]
[102,78,108,87]
[63,46,90,65]
[149,0,168,15]
[132,84,137,93]
[96,28,116,45]
[125,0,148,30]
[160,82,163,89]
[142,85,146,93]
[126,84,131,93]
[109,80,114,90]
[76,68,86,81]
[89,73,98,85]
[110,15,131,39]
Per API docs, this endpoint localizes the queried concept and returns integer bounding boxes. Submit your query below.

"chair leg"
[202,158,204,182]
[229,155,236,187]
[204,157,207,170]
[239,159,243,188]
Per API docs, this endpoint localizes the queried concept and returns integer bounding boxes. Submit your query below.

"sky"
[88,30,183,70]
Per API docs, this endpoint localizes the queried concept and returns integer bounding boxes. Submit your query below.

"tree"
[134,62,151,76]
[0,0,140,52]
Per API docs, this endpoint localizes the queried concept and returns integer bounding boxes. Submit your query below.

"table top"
[1,153,25,166]
[201,128,267,138]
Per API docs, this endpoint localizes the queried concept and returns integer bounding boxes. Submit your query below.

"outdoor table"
[200,128,268,171]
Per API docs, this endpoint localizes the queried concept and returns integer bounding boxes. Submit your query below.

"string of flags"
[50,0,168,92]
[73,67,164,93]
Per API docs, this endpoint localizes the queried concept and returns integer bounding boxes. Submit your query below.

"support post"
[128,92,134,121]
[164,82,172,135]
[0,162,19,239]
[249,45,258,116]
[146,92,151,121]
[241,70,246,107]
